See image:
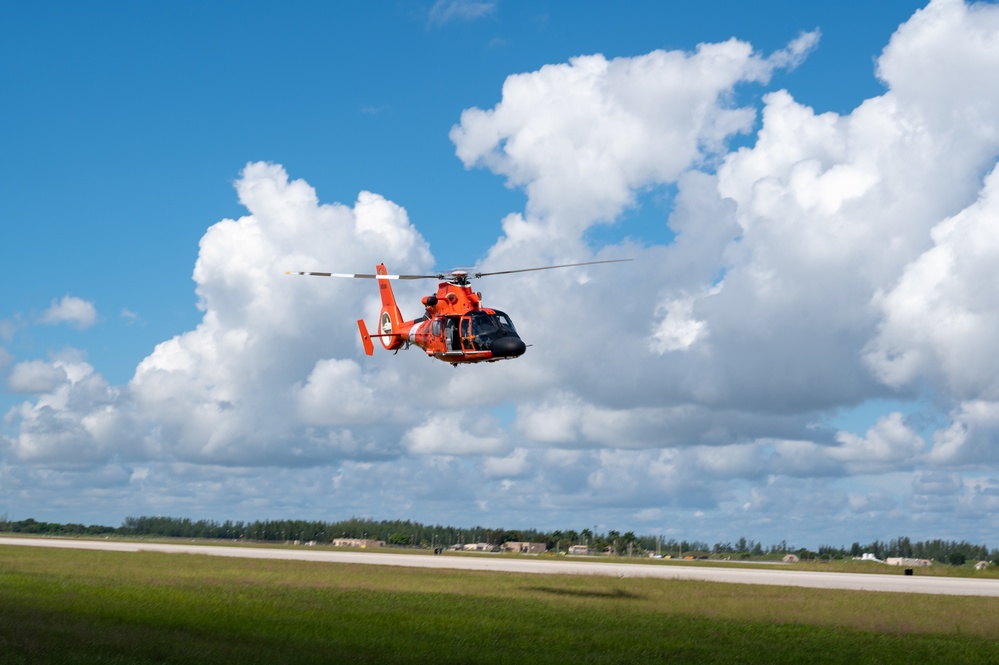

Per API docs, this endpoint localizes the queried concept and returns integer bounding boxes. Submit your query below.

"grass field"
[2,545,997,664]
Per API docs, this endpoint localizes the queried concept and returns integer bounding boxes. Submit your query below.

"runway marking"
[3,537,998,597]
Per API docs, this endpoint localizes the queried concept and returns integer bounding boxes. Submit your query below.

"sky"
[3,0,999,550]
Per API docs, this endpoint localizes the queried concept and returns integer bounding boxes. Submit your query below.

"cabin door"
[460,316,474,351]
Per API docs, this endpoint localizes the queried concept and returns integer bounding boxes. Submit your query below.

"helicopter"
[286,259,630,366]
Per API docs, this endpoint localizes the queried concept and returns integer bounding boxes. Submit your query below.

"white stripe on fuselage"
[409,319,430,345]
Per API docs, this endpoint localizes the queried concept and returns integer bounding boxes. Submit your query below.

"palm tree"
[607,530,621,555]
[623,531,637,557]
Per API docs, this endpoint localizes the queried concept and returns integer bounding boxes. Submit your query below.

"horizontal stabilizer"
[357,319,374,356]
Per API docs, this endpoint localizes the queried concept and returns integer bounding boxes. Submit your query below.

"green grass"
[1,546,997,664]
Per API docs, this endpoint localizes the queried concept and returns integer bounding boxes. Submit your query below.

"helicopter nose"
[491,336,527,358]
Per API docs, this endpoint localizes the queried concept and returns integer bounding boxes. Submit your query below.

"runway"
[3,536,998,598]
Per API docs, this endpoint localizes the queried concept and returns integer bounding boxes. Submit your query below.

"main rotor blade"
[285,271,440,280]
[286,259,632,281]
[473,259,632,278]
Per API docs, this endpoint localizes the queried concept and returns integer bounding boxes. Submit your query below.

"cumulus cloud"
[828,413,925,474]
[927,400,999,466]
[3,352,137,465]
[865,164,999,400]
[39,295,97,329]
[402,412,508,456]
[457,0,999,534]
[7,360,69,393]
[5,0,999,546]
[5,162,440,469]
[481,448,531,479]
[450,34,817,241]
[126,161,436,465]
[650,294,709,353]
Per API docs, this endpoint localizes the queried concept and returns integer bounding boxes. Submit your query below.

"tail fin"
[375,264,405,350]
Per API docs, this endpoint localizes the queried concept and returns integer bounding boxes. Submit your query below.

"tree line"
[1,518,116,537]
[2,514,996,565]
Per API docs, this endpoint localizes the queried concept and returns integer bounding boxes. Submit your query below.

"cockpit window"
[465,310,519,351]
[470,312,497,336]
[493,310,517,334]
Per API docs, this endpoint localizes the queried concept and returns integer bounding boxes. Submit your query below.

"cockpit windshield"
[493,311,517,334]
[465,310,519,351]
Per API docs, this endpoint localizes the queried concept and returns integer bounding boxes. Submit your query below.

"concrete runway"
[3,536,998,598]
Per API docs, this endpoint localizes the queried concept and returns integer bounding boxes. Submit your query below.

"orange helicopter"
[287,260,630,366]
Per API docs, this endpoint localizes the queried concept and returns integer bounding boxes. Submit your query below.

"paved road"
[3,536,998,598]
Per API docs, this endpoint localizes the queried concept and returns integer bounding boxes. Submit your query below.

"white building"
[333,538,386,548]
[886,557,932,567]
[501,541,547,554]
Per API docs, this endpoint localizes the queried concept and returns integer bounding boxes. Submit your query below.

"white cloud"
[7,359,68,393]
[125,161,436,465]
[295,358,380,426]
[428,0,495,26]
[828,413,925,474]
[4,162,438,469]
[865,164,999,400]
[3,353,138,465]
[765,30,821,71]
[650,295,708,353]
[402,412,507,456]
[450,34,814,240]
[927,400,999,466]
[481,448,530,478]
[39,295,97,329]
[877,0,999,141]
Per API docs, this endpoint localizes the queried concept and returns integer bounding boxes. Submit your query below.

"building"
[856,553,883,563]
[462,542,498,552]
[333,538,386,548]
[501,541,547,554]
[886,557,932,567]
[567,544,590,555]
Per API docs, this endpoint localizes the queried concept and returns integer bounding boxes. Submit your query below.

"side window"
[432,318,441,336]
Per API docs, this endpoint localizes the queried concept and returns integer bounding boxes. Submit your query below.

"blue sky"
[4,0,999,550]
